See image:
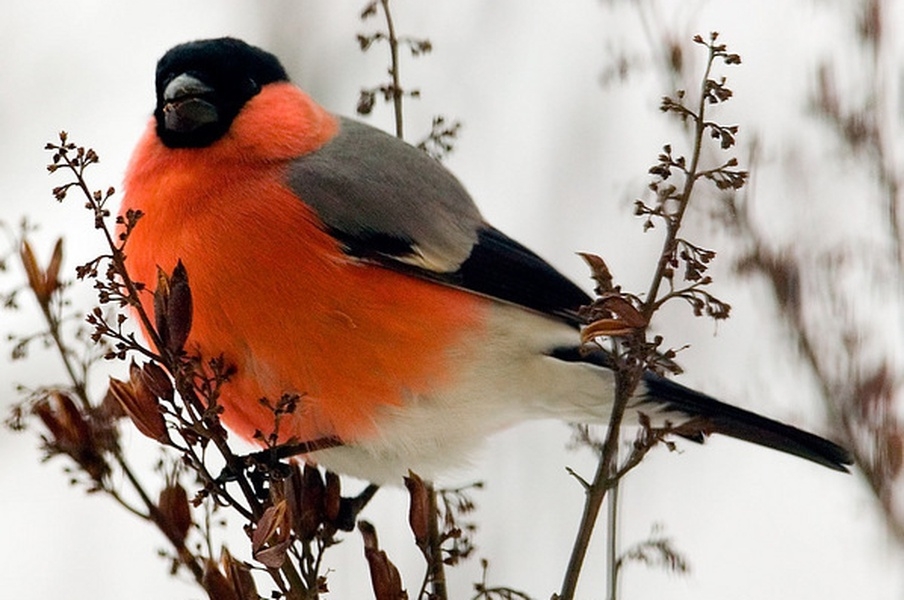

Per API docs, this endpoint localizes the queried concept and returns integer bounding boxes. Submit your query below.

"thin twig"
[379,0,404,139]
[605,439,620,600]
[560,34,739,600]
[429,483,448,599]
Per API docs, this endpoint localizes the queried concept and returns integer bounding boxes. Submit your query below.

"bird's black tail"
[639,372,853,472]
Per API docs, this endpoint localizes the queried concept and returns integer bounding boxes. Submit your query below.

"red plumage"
[123,82,485,446]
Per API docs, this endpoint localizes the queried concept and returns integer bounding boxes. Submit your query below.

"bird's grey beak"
[162,73,218,133]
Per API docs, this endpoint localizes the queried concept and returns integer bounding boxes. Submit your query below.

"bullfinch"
[120,37,851,484]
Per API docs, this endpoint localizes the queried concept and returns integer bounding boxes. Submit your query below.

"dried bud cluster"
[416,115,462,162]
[585,32,743,360]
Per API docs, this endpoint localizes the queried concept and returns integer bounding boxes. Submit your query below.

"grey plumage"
[286,117,483,273]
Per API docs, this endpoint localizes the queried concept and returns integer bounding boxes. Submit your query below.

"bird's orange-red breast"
[120,37,851,482]
[123,79,485,446]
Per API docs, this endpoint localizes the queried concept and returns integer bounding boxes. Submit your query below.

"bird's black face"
[154,37,289,148]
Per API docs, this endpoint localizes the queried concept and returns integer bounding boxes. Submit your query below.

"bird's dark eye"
[248,78,260,94]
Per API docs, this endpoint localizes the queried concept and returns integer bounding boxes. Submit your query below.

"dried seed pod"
[202,560,239,600]
[108,376,168,443]
[33,391,89,450]
[404,471,431,554]
[297,464,326,541]
[166,261,193,353]
[323,470,342,524]
[221,548,258,600]
[154,261,193,355]
[20,240,47,304]
[359,520,407,600]
[32,391,109,481]
[140,361,174,402]
[45,238,64,297]
[158,482,192,545]
[251,501,290,569]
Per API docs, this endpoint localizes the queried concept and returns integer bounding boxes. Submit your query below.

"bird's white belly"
[310,304,615,484]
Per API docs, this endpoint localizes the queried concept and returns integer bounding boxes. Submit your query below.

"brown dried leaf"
[154,266,170,348]
[32,394,71,447]
[140,361,174,402]
[581,295,648,342]
[108,376,168,443]
[581,319,639,342]
[359,519,379,551]
[158,482,192,545]
[98,385,127,421]
[254,540,291,569]
[285,463,306,536]
[45,238,64,296]
[32,391,109,481]
[221,548,258,600]
[324,470,342,523]
[578,252,614,294]
[252,501,291,569]
[34,390,91,452]
[297,464,325,540]
[599,296,647,328]
[19,239,46,302]
[886,431,903,478]
[202,560,239,600]
[252,501,287,552]
[166,261,193,353]
[359,521,407,600]
[404,471,431,554]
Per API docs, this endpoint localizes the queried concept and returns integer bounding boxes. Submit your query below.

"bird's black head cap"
[155,37,289,148]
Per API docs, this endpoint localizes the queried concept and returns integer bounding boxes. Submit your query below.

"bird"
[120,37,852,484]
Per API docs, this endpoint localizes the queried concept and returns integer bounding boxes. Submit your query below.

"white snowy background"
[2,1,902,598]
